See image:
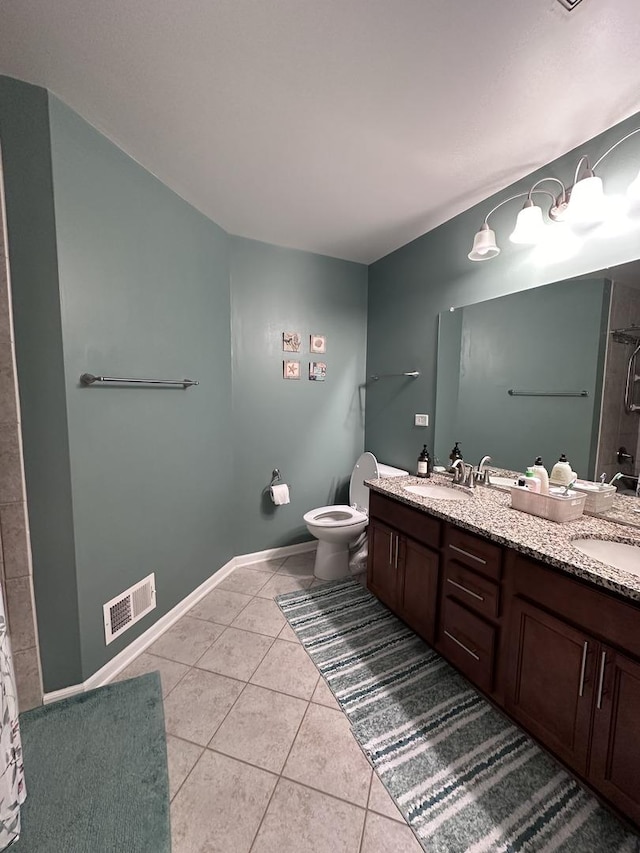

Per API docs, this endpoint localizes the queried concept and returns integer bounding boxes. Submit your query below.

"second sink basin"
[572,539,640,577]
[404,484,471,502]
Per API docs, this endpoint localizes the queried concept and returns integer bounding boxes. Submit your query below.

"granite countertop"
[366,473,640,603]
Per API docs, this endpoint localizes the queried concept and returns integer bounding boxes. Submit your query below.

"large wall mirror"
[434,262,640,492]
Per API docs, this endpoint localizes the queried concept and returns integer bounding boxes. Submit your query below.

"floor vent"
[103,573,156,645]
[557,0,585,10]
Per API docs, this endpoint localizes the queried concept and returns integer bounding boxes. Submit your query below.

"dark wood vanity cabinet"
[366,489,640,827]
[367,493,440,643]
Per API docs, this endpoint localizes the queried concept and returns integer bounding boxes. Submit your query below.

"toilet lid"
[349,452,379,512]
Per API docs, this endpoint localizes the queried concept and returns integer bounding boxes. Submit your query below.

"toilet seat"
[303,505,368,528]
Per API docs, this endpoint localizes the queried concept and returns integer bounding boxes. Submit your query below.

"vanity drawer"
[443,561,500,621]
[440,598,496,693]
[369,492,441,550]
[444,526,502,581]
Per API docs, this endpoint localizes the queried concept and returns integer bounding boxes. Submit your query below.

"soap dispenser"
[449,442,463,464]
[550,454,574,486]
[417,445,432,478]
[532,457,549,495]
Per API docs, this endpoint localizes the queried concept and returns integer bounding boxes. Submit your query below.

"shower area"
[598,279,640,493]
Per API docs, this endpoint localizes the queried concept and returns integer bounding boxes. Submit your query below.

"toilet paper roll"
[270,484,290,505]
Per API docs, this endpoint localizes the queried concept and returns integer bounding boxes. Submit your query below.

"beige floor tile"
[311,676,341,711]
[164,668,244,745]
[147,616,224,665]
[171,750,276,853]
[218,567,271,595]
[256,573,314,599]
[251,778,365,853]
[367,772,405,822]
[113,653,188,698]
[250,640,319,699]
[230,597,286,637]
[237,557,284,574]
[166,735,204,800]
[360,812,422,853]
[283,703,371,806]
[188,588,252,625]
[209,683,307,772]
[278,621,300,644]
[310,578,332,588]
[196,627,274,680]
[277,550,316,578]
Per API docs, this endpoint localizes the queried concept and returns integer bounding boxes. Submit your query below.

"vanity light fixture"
[469,127,640,262]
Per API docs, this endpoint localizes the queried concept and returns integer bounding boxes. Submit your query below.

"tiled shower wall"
[598,281,640,486]
[0,181,43,710]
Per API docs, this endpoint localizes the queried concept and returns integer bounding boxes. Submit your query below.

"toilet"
[303,452,408,581]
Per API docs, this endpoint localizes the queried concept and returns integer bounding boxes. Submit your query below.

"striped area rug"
[276,578,640,853]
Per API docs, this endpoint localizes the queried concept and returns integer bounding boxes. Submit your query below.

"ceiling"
[1,1,640,264]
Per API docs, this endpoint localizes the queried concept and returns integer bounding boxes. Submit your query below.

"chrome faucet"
[450,458,466,484]
[477,455,492,485]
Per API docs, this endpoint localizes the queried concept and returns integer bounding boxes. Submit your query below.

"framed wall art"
[282,331,301,352]
[283,360,301,379]
[309,334,326,354]
[309,361,327,381]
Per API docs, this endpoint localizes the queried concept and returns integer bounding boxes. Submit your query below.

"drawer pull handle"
[596,650,607,710]
[394,535,399,570]
[578,641,588,698]
[444,630,480,661]
[446,578,484,602]
[389,534,393,567]
[449,544,487,565]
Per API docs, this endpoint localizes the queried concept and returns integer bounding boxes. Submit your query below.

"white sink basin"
[404,484,471,502]
[572,539,640,577]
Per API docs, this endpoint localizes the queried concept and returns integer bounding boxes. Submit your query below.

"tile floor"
[115,551,423,853]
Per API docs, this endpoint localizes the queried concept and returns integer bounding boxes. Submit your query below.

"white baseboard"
[42,540,316,705]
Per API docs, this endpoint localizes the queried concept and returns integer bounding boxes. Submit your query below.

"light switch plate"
[414,414,429,427]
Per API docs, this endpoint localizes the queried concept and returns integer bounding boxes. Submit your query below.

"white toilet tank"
[349,452,408,512]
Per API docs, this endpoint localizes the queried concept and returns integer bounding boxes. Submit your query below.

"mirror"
[435,263,640,494]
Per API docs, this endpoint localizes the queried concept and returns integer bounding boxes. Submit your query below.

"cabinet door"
[505,598,596,775]
[398,538,439,644]
[367,520,399,610]
[589,646,640,825]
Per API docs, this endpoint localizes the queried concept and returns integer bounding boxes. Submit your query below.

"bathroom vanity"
[365,476,640,828]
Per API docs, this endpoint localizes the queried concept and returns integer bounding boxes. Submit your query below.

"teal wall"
[47,96,235,684]
[230,237,368,552]
[366,111,640,474]
[0,78,82,688]
[435,278,609,477]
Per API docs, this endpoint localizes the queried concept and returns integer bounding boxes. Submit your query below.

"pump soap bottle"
[532,457,549,495]
[417,445,432,478]
[550,454,575,486]
[449,442,463,471]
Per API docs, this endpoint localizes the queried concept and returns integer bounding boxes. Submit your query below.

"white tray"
[510,486,586,523]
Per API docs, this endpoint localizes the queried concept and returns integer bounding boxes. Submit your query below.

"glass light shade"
[531,222,581,265]
[468,224,500,261]
[509,203,545,244]
[566,175,606,226]
[626,169,640,203]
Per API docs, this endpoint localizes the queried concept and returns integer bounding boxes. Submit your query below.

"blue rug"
[277,579,640,853]
[13,672,170,852]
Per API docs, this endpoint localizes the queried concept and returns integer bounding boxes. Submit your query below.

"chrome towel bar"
[508,389,588,397]
[370,371,420,381]
[80,373,199,388]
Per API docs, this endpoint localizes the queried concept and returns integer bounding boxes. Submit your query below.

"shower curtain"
[0,585,25,849]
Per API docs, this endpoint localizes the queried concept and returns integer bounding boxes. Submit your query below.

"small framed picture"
[309,361,327,381]
[309,334,326,354]
[283,360,301,379]
[283,331,301,352]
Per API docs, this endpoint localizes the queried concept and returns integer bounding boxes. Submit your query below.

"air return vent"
[103,573,156,644]
[557,0,585,10]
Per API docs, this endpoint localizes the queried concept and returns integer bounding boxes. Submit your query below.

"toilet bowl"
[303,452,408,581]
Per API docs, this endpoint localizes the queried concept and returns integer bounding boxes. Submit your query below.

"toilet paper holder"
[270,468,282,487]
